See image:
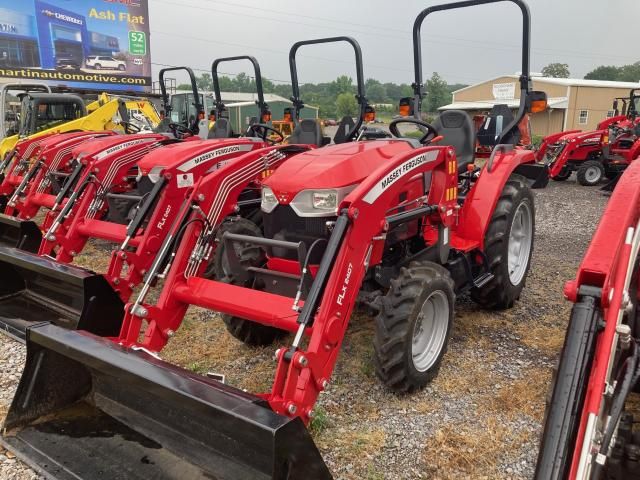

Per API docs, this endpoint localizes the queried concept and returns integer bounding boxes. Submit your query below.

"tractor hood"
[137,137,264,174]
[264,140,414,201]
[70,133,167,161]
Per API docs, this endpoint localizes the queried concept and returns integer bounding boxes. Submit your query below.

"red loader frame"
[39,138,277,301]
[1,131,116,219]
[535,159,640,479]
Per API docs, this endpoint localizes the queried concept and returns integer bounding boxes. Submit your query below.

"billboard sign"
[0,1,151,92]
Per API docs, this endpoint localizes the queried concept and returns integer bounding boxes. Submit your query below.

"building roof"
[176,90,319,110]
[453,75,640,94]
[439,97,569,111]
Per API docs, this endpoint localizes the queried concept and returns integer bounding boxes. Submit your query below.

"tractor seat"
[333,116,355,144]
[288,119,323,147]
[208,117,233,139]
[476,104,521,147]
[432,110,475,173]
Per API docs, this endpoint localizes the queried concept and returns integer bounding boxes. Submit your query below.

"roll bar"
[289,36,368,142]
[158,67,203,133]
[212,56,269,121]
[412,0,533,144]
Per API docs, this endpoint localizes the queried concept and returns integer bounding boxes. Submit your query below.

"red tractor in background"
[535,159,640,480]
[0,2,549,479]
[538,89,640,186]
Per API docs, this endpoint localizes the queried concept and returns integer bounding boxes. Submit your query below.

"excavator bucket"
[1,323,332,480]
[0,214,41,252]
[0,247,123,341]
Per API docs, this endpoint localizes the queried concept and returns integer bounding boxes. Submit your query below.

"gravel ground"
[0,176,609,479]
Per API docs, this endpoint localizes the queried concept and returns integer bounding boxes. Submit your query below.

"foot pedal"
[473,272,494,288]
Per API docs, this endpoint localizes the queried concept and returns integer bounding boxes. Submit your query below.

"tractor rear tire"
[576,160,604,186]
[471,174,534,310]
[374,262,454,393]
[211,217,287,346]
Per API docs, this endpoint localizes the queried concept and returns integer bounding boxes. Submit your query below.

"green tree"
[584,65,621,81]
[425,72,449,112]
[367,83,387,103]
[335,92,358,118]
[196,73,213,91]
[541,63,570,78]
[618,62,640,82]
[330,75,354,96]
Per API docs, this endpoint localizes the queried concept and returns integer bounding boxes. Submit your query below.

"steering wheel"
[246,123,284,145]
[119,121,141,134]
[389,118,438,144]
[168,122,192,138]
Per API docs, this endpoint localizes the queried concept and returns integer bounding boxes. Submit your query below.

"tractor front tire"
[471,174,534,310]
[576,160,604,186]
[211,217,287,346]
[374,262,455,393]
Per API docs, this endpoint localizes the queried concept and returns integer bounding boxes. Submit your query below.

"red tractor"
[538,89,640,186]
[0,2,548,478]
[535,159,640,480]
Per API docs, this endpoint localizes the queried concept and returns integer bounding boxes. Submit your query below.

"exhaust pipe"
[0,214,41,252]
[2,324,332,480]
[0,247,123,341]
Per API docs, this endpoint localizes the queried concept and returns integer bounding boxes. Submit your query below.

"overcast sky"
[149,0,639,87]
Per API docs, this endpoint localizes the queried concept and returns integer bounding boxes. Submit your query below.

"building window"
[607,110,616,118]
[578,110,589,124]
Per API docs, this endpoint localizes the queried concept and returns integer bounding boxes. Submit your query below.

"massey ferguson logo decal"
[177,144,253,172]
[95,138,154,160]
[362,150,439,204]
[336,263,353,306]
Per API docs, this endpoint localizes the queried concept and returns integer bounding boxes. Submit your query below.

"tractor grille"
[263,205,333,262]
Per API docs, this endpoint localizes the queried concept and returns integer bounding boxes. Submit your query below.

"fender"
[456,147,537,249]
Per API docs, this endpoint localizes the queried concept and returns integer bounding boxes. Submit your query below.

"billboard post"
[0,1,151,93]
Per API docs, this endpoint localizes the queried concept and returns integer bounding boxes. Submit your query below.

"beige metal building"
[440,75,640,136]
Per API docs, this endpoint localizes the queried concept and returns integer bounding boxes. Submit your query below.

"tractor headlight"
[312,191,338,211]
[261,186,278,213]
[290,185,357,217]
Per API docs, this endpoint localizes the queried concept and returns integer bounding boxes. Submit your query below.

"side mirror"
[398,97,413,117]
[527,91,547,113]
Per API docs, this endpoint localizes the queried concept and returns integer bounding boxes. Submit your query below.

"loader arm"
[536,160,640,479]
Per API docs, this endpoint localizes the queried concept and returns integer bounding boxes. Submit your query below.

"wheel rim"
[508,201,533,285]
[585,166,601,183]
[411,290,449,372]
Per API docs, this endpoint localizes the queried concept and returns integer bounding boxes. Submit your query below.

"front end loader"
[0,90,161,162]
[535,159,640,480]
[0,66,206,253]
[1,2,546,478]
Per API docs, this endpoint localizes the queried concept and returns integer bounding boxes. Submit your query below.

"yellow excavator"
[0,91,161,159]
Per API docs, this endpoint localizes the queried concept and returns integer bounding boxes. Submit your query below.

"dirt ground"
[0,176,609,479]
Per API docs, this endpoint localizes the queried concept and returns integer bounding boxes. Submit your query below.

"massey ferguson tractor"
[0,2,547,479]
[535,160,640,480]
[538,89,640,186]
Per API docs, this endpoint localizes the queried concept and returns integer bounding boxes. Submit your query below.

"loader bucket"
[0,214,41,252]
[1,324,332,480]
[0,247,123,341]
